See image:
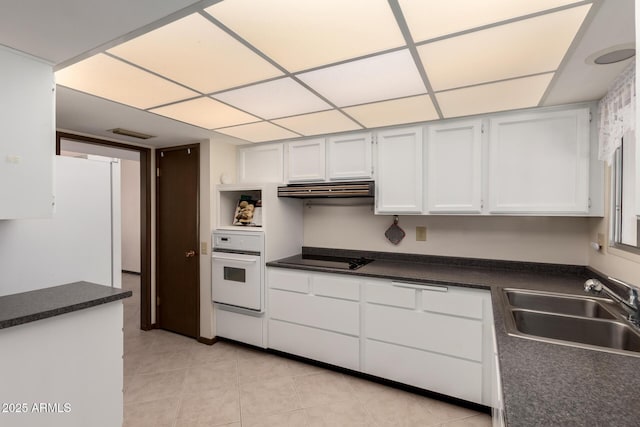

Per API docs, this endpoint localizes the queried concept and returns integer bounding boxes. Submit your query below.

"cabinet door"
[287,138,326,182]
[0,47,54,219]
[427,120,482,213]
[488,108,590,214]
[238,143,283,183]
[327,132,372,180]
[375,126,423,214]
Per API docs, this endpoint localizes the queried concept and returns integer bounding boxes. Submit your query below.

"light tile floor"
[122,273,492,427]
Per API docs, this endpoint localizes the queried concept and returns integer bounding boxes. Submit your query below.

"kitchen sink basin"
[511,310,640,352]
[505,289,616,319]
[502,288,640,356]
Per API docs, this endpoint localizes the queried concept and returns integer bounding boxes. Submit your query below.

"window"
[611,135,640,254]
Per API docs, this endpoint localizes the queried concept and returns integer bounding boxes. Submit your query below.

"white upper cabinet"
[287,138,326,182]
[376,126,423,214]
[0,47,54,219]
[426,119,483,213]
[238,143,284,184]
[327,132,373,180]
[488,108,590,214]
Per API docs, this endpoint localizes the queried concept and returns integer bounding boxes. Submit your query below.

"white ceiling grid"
[55,0,595,143]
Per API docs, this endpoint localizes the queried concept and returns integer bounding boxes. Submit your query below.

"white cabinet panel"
[488,108,590,214]
[0,47,54,219]
[366,303,483,361]
[375,126,423,214]
[327,132,373,180]
[364,281,417,309]
[238,143,284,183]
[215,307,265,348]
[364,339,483,404]
[288,138,326,182]
[269,319,360,371]
[268,268,310,293]
[269,289,359,335]
[313,274,360,301]
[427,119,483,213]
[421,285,484,319]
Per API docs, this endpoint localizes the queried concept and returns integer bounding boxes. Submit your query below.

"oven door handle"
[211,255,257,263]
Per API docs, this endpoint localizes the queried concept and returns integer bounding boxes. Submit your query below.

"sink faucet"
[585,277,640,326]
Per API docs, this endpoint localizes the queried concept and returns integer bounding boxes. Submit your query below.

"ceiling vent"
[109,128,155,140]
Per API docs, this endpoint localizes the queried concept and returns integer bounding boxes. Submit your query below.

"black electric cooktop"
[277,254,374,270]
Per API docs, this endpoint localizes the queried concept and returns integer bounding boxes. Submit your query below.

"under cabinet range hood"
[277,181,374,198]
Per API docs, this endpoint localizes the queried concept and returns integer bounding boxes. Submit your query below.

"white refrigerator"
[0,154,121,296]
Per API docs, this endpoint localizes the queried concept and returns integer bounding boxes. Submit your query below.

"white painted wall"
[200,137,237,340]
[304,206,591,265]
[121,159,141,273]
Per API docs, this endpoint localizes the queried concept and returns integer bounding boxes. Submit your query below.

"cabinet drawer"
[364,339,482,404]
[269,289,359,335]
[269,319,359,371]
[421,286,486,319]
[365,281,417,309]
[365,304,482,361]
[313,275,360,301]
[268,269,309,293]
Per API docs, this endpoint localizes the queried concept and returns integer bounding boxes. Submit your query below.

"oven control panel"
[213,231,264,253]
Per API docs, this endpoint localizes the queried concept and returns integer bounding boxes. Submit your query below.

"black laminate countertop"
[0,281,132,329]
[267,248,640,427]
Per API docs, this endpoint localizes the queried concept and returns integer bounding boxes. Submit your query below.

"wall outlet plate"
[416,226,427,241]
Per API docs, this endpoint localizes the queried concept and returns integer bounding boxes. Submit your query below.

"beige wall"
[121,159,141,273]
[199,137,237,340]
[304,204,591,265]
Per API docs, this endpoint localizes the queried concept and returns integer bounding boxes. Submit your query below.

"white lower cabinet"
[363,280,494,406]
[266,268,495,406]
[267,268,361,371]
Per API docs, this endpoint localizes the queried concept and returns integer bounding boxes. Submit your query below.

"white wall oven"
[212,230,266,347]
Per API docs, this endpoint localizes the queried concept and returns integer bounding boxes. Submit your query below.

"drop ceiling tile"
[436,73,554,118]
[399,0,582,42]
[213,78,331,120]
[417,5,591,92]
[55,54,198,109]
[205,0,405,72]
[149,97,259,129]
[215,121,299,143]
[273,110,361,136]
[297,50,426,107]
[107,13,283,93]
[343,95,439,128]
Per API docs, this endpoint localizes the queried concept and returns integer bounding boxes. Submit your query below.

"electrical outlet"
[200,241,208,255]
[416,226,427,241]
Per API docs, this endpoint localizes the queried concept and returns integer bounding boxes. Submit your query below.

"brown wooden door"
[157,145,199,338]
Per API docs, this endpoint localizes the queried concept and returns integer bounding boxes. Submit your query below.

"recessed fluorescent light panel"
[55,54,198,109]
[150,97,258,129]
[343,95,439,128]
[437,73,554,118]
[297,50,427,107]
[107,13,283,93]
[273,110,362,136]
[418,5,591,92]
[205,0,405,72]
[213,78,331,120]
[399,0,582,42]
[215,121,300,143]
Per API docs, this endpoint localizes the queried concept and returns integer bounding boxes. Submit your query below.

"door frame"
[155,143,200,338]
[56,131,153,330]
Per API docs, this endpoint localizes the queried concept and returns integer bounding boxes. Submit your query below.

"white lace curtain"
[598,61,636,164]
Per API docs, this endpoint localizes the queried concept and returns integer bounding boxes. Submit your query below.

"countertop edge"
[0,282,132,330]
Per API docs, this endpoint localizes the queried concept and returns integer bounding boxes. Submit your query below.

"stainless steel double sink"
[501,288,640,356]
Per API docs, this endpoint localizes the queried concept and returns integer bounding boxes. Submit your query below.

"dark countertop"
[0,281,132,329]
[268,248,640,427]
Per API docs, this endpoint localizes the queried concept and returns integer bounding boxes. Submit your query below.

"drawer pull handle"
[391,282,448,292]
